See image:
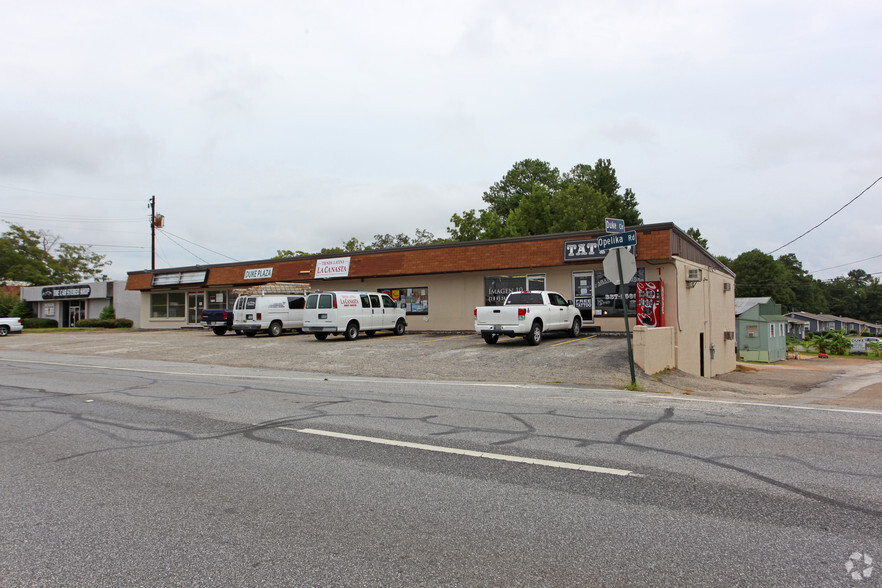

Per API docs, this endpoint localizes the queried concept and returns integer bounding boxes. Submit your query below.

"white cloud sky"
[1,0,880,281]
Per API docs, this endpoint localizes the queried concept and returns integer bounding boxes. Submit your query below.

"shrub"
[99,305,116,320]
[10,300,33,319]
[0,290,18,317]
[75,318,133,329]
[22,318,59,328]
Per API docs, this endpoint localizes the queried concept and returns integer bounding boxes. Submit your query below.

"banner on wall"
[315,257,351,278]
[636,281,665,328]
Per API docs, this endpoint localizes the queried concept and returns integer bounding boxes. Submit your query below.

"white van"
[302,291,407,340]
[232,294,306,337]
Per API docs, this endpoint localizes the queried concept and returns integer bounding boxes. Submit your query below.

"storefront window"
[150,292,186,318]
[206,290,229,309]
[378,288,428,315]
[483,275,546,306]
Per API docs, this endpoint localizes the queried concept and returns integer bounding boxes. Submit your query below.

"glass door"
[188,292,205,324]
[572,272,595,323]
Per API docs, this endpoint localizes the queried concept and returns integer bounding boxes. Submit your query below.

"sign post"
[599,220,637,387]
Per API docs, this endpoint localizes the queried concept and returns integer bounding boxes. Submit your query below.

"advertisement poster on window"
[483,275,546,306]
[572,273,594,323]
[593,268,645,317]
[636,281,665,327]
[379,287,428,315]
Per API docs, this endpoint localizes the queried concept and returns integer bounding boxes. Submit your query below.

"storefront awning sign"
[315,257,351,278]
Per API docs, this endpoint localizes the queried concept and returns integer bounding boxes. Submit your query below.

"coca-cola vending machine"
[636,281,665,328]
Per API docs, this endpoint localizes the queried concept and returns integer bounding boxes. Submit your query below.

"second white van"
[302,291,407,340]
[232,294,306,337]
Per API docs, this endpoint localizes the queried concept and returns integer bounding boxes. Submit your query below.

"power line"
[809,252,882,274]
[767,175,882,255]
[157,228,239,262]
[0,182,138,201]
[157,230,209,265]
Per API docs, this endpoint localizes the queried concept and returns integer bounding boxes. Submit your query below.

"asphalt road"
[2,353,879,586]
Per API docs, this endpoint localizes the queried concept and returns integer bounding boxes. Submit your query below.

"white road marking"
[284,427,637,477]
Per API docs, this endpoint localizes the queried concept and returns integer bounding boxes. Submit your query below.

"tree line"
[3,157,879,324]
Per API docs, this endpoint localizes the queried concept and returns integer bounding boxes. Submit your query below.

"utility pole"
[148,195,156,270]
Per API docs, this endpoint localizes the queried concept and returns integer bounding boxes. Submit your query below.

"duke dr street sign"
[597,230,637,252]
[605,217,625,233]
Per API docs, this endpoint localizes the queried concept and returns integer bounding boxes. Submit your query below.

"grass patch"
[623,381,645,392]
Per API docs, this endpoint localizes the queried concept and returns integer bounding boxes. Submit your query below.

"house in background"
[785,311,837,333]
[786,316,810,339]
[735,297,788,363]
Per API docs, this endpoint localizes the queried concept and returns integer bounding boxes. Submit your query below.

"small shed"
[735,297,788,363]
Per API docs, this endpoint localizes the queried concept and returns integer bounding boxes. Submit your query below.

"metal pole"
[616,248,637,386]
[149,195,155,270]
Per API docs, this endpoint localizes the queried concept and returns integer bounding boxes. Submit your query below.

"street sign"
[597,230,637,252]
[603,248,637,285]
[605,218,625,233]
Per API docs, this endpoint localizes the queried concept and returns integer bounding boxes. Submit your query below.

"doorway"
[188,292,204,325]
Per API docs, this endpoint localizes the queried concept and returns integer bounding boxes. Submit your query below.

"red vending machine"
[636,281,665,328]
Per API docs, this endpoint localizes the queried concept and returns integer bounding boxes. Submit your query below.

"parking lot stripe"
[286,427,635,477]
[421,334,478,343]
[552,334,599,347]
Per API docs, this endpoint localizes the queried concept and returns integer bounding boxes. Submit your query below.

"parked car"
[474,290,582,345]
[200,308,240,336]
[232,295,306,337]
[0,317,23,336]
[302,291,407,341]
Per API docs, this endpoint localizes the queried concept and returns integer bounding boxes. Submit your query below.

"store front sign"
[315,257,351,278]
[564,239,634,261]
[244,267,273,280]
[42,285,91,299]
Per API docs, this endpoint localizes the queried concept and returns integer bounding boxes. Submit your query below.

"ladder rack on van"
[233,282,312,296]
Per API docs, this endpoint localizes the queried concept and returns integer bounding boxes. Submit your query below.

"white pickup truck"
[474,291,582,345]
[0,317,23,337]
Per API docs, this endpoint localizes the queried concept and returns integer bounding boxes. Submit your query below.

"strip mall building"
[126,222,736,378]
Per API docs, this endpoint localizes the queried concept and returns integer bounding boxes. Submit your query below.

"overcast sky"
[1,1,880,282]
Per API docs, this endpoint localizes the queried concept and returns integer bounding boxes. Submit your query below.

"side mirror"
[567,299,574,306]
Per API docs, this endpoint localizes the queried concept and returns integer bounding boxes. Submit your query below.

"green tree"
[0,289,18,317]
[0,224,109,285]
[686,228,708,249]
[777,253,827,313]
[99,305,116,320]
[725,249,796,308]
[449,158,641,241]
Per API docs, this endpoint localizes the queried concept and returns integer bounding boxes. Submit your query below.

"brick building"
[126,222,736,377]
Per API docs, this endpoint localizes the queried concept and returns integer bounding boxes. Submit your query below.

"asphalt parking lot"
[2,328,881,409]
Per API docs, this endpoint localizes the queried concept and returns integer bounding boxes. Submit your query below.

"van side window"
[288,297,305,310]
[318,294,333,309]
[360,295,371,308]
[382,295,396,309]
[245,298,256,310]
[369,294,381,308]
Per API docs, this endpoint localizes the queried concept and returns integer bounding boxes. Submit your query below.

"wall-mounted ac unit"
[723,282,732,292]
[685,268,702,282]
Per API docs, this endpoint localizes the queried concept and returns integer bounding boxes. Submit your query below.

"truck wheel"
[526,321,542,346]
[568,317,582,338]
[393,319,406,336]
[314,333,329,340]
[0,325,8,337]
[344,321,359,341]
[212,327,228,336]
[483,333,499,345]
[268,321,282,337]
[244,331,256,337]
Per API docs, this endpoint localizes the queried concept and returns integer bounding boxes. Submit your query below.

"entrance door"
[68,302,84,328]
[572,272,595,323]
[188,292,205,324]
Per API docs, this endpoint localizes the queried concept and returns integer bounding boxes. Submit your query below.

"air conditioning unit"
[685,268,702,282]
[723,282,732,292]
